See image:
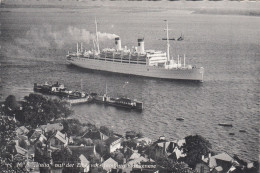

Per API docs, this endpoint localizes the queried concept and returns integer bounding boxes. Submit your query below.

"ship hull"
[67,57,204,82]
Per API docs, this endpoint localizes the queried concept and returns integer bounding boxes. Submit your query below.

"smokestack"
[137,38,145,54]
[115,37,121,51]
[81,43,83,52]
[77,42,79,54]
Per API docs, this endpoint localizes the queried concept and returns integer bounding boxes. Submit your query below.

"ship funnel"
[115,37,122,51]
[137,38,145,54]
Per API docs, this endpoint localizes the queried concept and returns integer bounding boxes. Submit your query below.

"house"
[16,126,29,135]
[15,145,28,157]
[27,129,43,143]
[123,156,151,173]
[195,162,211,173]
[105,136,122,153]
[152,138,186,160]
[79,154,90,173]
[136,137,152,147]
[25,161,40,173]
[38,123,64,133]
[101,157,118,172]
[48,131,69,149]
[129,152,141,160]
[7,145,28,162]
[195,152,239,173]
[82,130,109,141]
[14,134,30,147]
[68,145,96,162]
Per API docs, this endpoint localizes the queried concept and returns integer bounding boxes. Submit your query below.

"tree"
[122,139,138,150]
[0,115,27,172]
[2,95,22,119]
[73,137,93,146]
[125,130,137,139]
[157,156,196,173]
[136,131,144,138]
[21,93,73,128]
[61,118,85,137]
[19,139,29,150]
[111,151,124,164]
[180,135,212,168]
[93,139,107,156]
[100,126,113,137]
[52,147,73,164]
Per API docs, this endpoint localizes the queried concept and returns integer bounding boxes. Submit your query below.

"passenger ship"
[66,20,204,82]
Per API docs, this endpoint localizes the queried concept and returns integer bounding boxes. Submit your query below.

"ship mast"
[164,20,170,63]
[95,18,100,54]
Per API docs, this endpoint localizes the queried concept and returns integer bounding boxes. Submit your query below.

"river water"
[0,1,259,161]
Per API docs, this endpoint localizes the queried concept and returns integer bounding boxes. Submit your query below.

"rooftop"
[68,145,96,159]
[105,136,121,146]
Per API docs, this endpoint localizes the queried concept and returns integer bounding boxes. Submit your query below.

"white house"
[105,136,122,153]
[79,154,90,173]
[48,131,69,149]
[101,157,118,172]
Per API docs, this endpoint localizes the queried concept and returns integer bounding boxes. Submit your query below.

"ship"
[90,84,143,110]
[66,20,204,82]
[34,82,92,105]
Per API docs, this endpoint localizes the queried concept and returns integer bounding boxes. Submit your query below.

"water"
[0,1,259,161]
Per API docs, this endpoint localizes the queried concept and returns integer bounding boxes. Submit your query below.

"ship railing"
[93,57,147,64]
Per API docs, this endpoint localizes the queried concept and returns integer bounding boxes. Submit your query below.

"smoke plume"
[3,25,119,61]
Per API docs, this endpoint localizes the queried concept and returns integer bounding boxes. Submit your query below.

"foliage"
[34,146,51,164]
[21,93,73,128]
[52,147,73,164]
[122,139,138,150]
[93,139,107,156]
[52,147,80,173]
[157,156,196,173]
[100,126,113,137]
[136,131,144,138]
[61,118,86,137]
[2,95,25,123]
[73,137,93,146]
[3,95,20,117]
[180,135,212,168]
[18,139,29,150]
[0,115,27,172]
[125,130,137,139]
[110,151,125,164]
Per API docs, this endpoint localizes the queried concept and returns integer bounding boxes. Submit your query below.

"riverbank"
[0,94,258,172]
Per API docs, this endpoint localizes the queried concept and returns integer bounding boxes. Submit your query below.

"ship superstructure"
[66,20,204,82]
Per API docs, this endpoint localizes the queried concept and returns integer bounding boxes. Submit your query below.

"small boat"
[229,133,235,136]
[177,34,184,41]
[218,123,233,127]
[65,91,92,105]
[91,83,143,110]
[239,130,246,133]
[34,82,72,97]
[34,82,91,105]
[65,96,92,105]
[176,118,184,121]
[162,38,175,41]
[92,94,143,110]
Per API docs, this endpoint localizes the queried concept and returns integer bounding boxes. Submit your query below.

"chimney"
[115,37,122,51]
[163,142,166,154]
[137,38,145,54]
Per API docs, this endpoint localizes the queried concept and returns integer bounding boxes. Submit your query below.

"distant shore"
[2,0,260,17]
